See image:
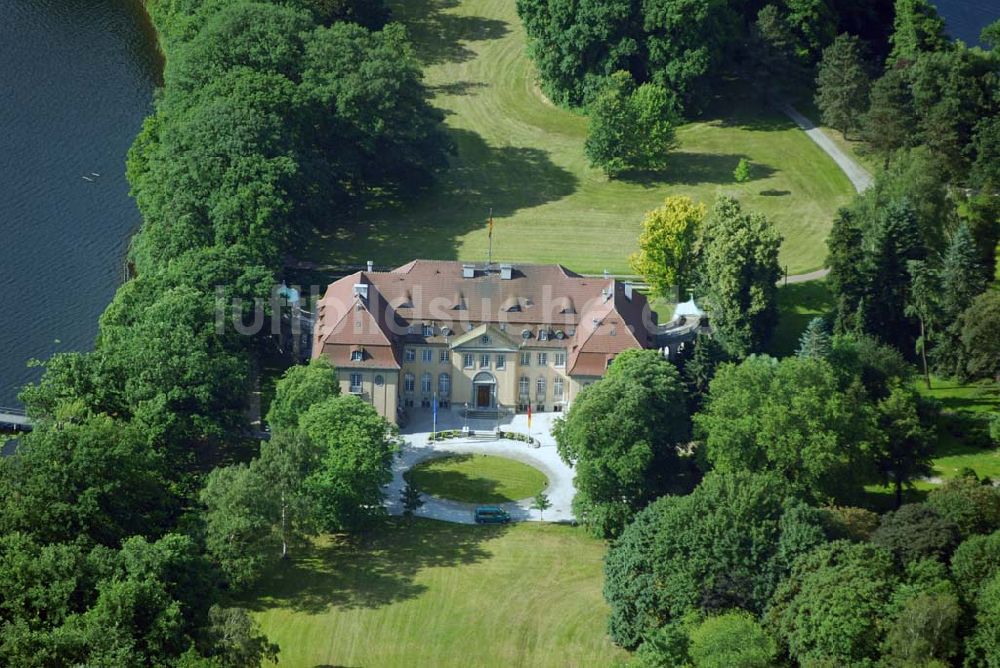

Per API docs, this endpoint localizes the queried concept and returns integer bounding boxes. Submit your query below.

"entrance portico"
[472,371,496,409]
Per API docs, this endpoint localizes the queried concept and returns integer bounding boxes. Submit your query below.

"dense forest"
[519,0,1000,664]
[0,0,448,664]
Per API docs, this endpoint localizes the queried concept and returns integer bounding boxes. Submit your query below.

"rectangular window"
[554,352,566,367]
[537,352,548,366]
[539,330,548,341]
[422,324,434,337]
[463,353,475,369]
[421,373,432,393]
[480,353,490,369]
[519,376,530,397]
[405,348,415,362]
[554,377,564,399]
[350,373,363,393]
[421,348,433,363]
[351,350,363,362]
[481,335,491,345]
[439,349,449,363]
[404,373,415,393]
[520,352,530,367]
[536,377,546,399]
[496,354,506,370]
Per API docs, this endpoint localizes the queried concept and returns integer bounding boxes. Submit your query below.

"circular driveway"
[384,411,577,524]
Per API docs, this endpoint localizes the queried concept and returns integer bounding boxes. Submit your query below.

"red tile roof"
[312,260,655,374]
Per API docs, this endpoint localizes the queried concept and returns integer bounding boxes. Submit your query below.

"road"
[778,104,874,284]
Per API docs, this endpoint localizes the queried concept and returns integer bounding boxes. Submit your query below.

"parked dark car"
[474,505,511,524]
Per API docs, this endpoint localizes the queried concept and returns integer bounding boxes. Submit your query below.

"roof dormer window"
[539,329,549,341]
[351,349,364,361]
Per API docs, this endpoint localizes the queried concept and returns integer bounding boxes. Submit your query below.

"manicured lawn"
[767,280,835,357]
[918,378,1000,481]
[246,519,624,667]
[303,0,853,275]
[405,453,548,503]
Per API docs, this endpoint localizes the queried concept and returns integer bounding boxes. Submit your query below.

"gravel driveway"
[384,410,577,524]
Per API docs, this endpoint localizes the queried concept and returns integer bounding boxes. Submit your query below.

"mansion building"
[311,260,658,423]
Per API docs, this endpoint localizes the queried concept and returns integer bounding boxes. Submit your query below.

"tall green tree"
[815,33,870,137]
[604,471,825,648]
[796,316,832,359]
[965,571,1000,666]
[629,196,706,298]
[888,0,947,63]
[766,541,900,666]
[871,503,959,563]
[860,197,925,354]
[861,67,918,166]
[873,385,935,508]
[584,71,678,177]
[905,258,939,388]
[694,355,876,503]
[827,207,868,333]
[956,290,1000,382]
[687,611,778,668]
[201,431,320,589]
[554,350,691,538]
[266,358,341,432]
[698,196,782,358]
[300,395,398,532]
[933,223,988,376]
[0,415,175,547]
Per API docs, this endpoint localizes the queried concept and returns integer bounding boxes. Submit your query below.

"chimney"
[624,282,633,301]
[366,260,373,272]
[500,263,513,280]
[462,263,475,279]
[353,283,369,302]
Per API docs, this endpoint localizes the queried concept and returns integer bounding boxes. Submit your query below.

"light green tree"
[688,611,778,668]
[266,357,341,432]
[532,492,551,520]
[629,196,706,298]
[733,158,751,183]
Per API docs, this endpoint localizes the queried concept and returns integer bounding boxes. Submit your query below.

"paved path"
[782,267,831,285]
[779,104,873,194]
[385,410,576,524]
[776,104,873,285]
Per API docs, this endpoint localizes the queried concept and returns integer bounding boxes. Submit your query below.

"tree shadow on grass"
[616,153,777,187]
[406,453,521,503]
[428,80,489,97]
[245,519,509,614]
[309,128,578,265]
[390,0,509,66]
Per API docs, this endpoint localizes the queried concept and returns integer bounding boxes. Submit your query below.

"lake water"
[0,0,160,406]
[935,0,997,46]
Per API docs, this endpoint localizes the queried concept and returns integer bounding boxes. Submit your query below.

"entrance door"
[476,385,491,408]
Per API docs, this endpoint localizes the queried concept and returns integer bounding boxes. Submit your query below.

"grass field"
[304,0,854,275]
[247,519,624,668]
[405,453,548,503]
[767,280,835,357]
[920,378,1000,481]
